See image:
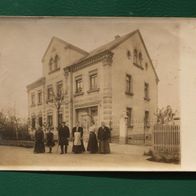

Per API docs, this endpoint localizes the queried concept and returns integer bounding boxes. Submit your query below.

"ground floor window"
[58,113,63,125]
[127,107,133,128]
[47,115,53,128]
[144,111,150,128]
[32,117,36,129]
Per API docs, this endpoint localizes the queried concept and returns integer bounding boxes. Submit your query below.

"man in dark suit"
[58,122,70,154]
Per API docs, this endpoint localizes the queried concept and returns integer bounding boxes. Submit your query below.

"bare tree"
[154,105,177,124]
[46,87,65,130]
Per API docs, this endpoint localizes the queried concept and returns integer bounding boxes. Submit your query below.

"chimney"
[115,35,120,39]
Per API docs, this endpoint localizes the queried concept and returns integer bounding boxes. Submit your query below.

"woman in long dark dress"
[34,126,45,153]
[98,122,111,154]
[87,122,98,153]
[46,127,55,153]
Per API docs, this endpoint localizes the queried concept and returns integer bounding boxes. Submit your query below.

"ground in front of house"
[0,143,180,171]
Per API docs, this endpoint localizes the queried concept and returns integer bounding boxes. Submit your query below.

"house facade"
[27,30,159,145]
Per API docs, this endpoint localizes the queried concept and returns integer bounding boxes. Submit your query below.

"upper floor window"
[75,76,83,94]
[56,81,63,97]
[144,82,150,100]
[126,74,133,95]
[38,91,42,105]
[89,72,98,91]
[47,86,53,101]
[31,93,35,106]
[127,107,133,128]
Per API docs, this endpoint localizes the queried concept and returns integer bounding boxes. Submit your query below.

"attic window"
[133,49,138,64]
[127,50,131,59]
[138,52,143,66]
[133,49,144,70]
[54,54,60,69]
[49,58,53,72]
[145,62,148,70]
[48,55,60,74]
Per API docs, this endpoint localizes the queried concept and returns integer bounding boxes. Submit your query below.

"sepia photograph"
[0,17,184,171]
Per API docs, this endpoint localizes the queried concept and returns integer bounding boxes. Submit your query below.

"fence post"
[153,123,180,154]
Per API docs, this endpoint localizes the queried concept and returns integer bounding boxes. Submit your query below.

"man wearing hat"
[58,122,70,154]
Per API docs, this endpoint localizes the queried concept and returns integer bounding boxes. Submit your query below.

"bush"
[0,126,32,141]
[147,150,180,164]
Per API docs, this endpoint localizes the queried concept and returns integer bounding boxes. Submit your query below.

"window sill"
[48,68,60,75]
[74,92,84,97]
[128,125,134,128]
[87,88,100,94]
[133,63,144,70]
[125,92,134,96]
[46,99,53,103]
[144,97,150,101]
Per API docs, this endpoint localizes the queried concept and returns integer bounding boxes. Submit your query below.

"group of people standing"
[34,121,111,154]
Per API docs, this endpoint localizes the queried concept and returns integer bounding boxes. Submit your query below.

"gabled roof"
[137,31,159,82]
[70,29,159,82]
[71,30,139,66]
[41,36,89,62]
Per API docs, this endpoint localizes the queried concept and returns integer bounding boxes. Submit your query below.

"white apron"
[74,132,81,146]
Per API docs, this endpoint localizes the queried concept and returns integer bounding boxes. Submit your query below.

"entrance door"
[90,106,98,126]
[76,106,98,142]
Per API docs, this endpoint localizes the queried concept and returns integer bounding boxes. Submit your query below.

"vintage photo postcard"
[0,17,194,171]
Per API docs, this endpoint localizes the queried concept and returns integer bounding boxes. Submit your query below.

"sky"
[0,17,181,118]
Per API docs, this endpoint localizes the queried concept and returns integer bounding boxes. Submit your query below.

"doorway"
[75,106,98,142]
